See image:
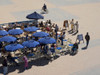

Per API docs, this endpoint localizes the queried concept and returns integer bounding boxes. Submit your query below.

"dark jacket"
[2,59,7,67]
[72,43,78,51]
[85,34,90,41]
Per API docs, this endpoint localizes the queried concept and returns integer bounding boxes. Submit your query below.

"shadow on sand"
[72,30,78,36]
[0,55,60,74]
[81,46,87,50]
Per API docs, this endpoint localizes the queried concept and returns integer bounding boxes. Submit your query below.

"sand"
[0,0,100,75]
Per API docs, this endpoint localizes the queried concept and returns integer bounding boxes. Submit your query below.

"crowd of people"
[0,17,90,75]
[63,19,79,35]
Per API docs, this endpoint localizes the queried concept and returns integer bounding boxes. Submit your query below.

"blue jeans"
[3,66,8,75]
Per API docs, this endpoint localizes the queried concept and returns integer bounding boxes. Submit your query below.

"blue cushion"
[56,47,62,50]
[68,44,73,46]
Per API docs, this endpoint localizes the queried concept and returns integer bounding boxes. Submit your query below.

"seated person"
[42,4,47,12]
[43,45,48,54]
[46,26,50,31]
[39,21,44,27]
[71,42,78,53]
[7,53,19,66]
[50,44,56,54]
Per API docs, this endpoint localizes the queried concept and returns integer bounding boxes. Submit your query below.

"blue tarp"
[8,29,23,35]
[5,44,23,52]
[24,26,39,32]
[26,11,44,20]
[0,30,8,36]
[0,36,17,43]
[22,40,39,48]
[33,32,49,37]
[38,37,56,44]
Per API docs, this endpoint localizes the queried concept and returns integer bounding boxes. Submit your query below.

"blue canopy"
[0,36,17,43]
[38,37,56,44]
[0,30,8,36]
[24,26,39,32]
[22,40,39,48]
[8,29,23,35]
[26,11,44,20]
[33,32,49,37]
[5,44,23,52]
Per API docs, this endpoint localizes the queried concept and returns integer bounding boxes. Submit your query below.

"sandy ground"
[0,0,100,75]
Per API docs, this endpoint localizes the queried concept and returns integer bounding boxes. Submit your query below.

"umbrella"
[24,26,39,32]
[33,32,49,37]
[8,29,23,35]
[0,36,17,43]
[0,30,8,36]
[5,44,23,52]
[22,40,39,48]
[26,11,44,20]
[38,37,56,44]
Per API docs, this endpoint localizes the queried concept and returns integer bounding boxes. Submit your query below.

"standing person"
[55,24,59,33]
[63,20,69,30]
[2,57,8,75]
[23,56,28,70]
[85,32,90,48]
[55,31,58,41]
[70,19,74,33]
[55,24,58,39]
[0,42,3,50]
[65,20,69,30]
[0,42,3,57]
[74,21,79,32]
[60,33,64,45]
[63,20,66,29]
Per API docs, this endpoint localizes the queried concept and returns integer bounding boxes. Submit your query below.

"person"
[0,42,2,57]
[46,26,50,32]
[71,42,78,53]
[55,31,58,41]
[2,57,8,75]
[70,19,74,33]
[63,20,69,30]
[60,33,64,45]
[42,4,47,12]
[50,44,56,55]
[40,21,43,27]
[43,45,49,54]
[23,56,28,70]
[85,32,90,48]
[26,35,28,41]
[0,42,3,50]
[7,53,19,66]
[48,20,52,25]
[74,21,79,32]
[55,24,59,33]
